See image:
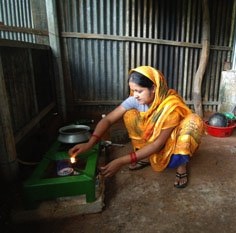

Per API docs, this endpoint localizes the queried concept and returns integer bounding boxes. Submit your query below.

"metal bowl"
[57,124,91,144]
[208,113,228,127]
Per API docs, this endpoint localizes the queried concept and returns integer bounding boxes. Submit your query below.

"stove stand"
[23,141,99,210]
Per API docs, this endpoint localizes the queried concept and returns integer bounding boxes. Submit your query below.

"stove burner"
[42,157,87,179]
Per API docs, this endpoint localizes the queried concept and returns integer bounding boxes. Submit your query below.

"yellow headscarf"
[128,66,192,142]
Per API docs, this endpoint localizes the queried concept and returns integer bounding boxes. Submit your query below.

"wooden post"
[45,0,67,120]
[0,54,19,182]
[193,0,210,117]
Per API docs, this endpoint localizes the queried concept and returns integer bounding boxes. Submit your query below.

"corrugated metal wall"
[58,0,236,115]
[0,44,55,138]
[0,0,48,44]
[0,0,35,42]
[1,0,236,116]
[0,0,53,141]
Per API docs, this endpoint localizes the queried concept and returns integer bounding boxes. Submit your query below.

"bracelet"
[130,152,137,164]
[91,133,101,141]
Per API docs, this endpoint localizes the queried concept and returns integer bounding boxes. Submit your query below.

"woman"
[68,66,204,188]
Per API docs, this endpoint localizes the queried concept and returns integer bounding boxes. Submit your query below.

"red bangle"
[91,134,101,141]
[130,152,137,164]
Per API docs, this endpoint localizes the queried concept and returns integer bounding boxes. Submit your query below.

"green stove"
[23,141,99,209]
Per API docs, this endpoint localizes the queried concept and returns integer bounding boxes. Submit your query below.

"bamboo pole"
[193,0,210,117]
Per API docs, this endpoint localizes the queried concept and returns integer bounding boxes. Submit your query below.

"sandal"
[174,172,188,188]
[129,161,150,170]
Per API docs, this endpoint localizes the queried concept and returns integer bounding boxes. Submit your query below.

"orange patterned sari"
[123,66,204,171]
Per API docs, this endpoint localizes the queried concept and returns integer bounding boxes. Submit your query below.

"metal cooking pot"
[57,124,91,144]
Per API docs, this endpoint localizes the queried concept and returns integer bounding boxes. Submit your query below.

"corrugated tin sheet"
[0,0,49,44]
[59,0,236,113]
[0,0,35,42]
[0,0,236,115]
[0,44,55,134]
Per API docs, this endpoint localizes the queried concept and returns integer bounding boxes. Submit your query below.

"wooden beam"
[14,102,56,144]
[0,25,48,36]
[73,100,220,106]
[0,39,49,50]
[45,0,67,120]
[60,32,231,51]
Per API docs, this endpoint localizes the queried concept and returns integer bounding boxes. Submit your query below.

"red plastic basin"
[205,121,236,137]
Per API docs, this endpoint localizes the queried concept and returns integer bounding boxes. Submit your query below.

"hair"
[128,71,154,89]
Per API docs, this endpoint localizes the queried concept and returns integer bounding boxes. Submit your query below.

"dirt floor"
[2,121,236,233]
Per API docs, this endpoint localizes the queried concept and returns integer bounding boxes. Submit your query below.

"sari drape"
[123,66,204,171]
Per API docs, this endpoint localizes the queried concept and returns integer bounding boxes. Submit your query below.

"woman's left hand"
[99,158,124,177]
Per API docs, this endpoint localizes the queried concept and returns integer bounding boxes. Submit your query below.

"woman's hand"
[68,143,91,158]
[99,158,125,177]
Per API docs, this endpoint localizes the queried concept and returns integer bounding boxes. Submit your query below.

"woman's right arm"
[99,126,175,177]
[68,105,127,157]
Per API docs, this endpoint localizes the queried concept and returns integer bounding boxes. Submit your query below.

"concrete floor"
[6,124,236,233]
